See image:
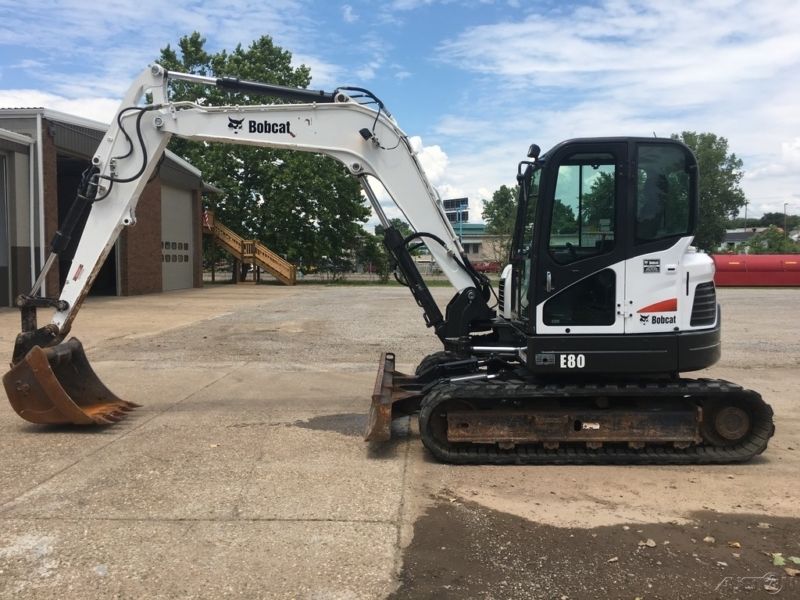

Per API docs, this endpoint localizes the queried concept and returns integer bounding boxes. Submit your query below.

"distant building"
[443,197,469,226]
[413,222,507,273]
[718,228,767,253]
[0,108,207,307]
[457,223,489,260]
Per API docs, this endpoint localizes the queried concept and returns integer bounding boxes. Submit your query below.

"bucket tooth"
[3,337,136,426]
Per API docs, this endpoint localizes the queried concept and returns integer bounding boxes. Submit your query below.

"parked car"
[471,260,502,273]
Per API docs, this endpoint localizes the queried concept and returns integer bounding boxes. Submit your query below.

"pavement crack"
[392,417,413,579]
[230,443,266,519]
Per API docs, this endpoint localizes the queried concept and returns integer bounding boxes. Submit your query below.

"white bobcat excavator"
[3,64,774,464]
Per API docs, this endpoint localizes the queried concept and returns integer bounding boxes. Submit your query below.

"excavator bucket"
[365,352,422,442]
[3,338,138,425]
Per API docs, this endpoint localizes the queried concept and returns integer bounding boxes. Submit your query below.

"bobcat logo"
[640,314,650,324]
[228,117,245,133]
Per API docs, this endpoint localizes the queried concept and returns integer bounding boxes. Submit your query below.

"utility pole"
[743,200,748,229]
[785,202,789,240]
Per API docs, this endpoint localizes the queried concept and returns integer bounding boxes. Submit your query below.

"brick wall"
[119,178,162,295]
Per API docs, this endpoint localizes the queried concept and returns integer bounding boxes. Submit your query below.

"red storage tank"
[713,254,800,286]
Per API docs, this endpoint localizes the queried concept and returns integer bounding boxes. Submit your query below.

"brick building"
[450,222,505,263]
[411,222,508,274]
[0,108,205,307]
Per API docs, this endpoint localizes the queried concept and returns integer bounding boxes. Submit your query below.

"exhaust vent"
[690,282,717,326]
[497,277,505,310]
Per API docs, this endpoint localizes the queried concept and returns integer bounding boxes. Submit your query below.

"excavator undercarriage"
[366,352,774,464]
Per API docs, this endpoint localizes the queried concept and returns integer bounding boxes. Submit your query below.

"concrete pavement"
[0,284,798,599]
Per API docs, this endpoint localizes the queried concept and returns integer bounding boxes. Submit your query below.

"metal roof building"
[0,108,206,307]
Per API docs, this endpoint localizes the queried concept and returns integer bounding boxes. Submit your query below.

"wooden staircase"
[203,211,296,285]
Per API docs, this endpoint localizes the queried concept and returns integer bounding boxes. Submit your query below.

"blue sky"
[1,0,799,223]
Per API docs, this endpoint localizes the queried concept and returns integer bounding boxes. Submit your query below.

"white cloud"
[341,4,358,23]
[438,3,800,98]
[0,0,316,57]
[744,137,800,214]
[428,0,800,218]
[390,0,436,9]
[356,60,383,81]
[781,138,800,167]
[0,0,346,101]
[437,183,466,201]
[412,136,448,184]
[0,89,119,123]
[745,138,800,181]
[292,54,343,89]
[5,0,797,225]
[10,59,46,70]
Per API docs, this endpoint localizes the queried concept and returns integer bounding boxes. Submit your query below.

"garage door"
[161,184,194,291]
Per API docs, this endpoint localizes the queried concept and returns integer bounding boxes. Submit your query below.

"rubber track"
[418,379,774,465]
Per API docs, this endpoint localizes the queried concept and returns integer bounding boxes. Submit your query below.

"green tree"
[581,171,615,228]
[355,231,390,282]
[671,132,747,251]
[759,212,800,231]
[374,218,426,256]
[744,225,800,254]
[726,216,761,229]
[551,200,578,234]
[374,217,414,239]
[481,184,518,261]
[157,33,369,270]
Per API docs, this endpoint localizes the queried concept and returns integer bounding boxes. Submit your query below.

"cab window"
[548,153,616,265]
[515,167,540,316]
[636,145,692,243]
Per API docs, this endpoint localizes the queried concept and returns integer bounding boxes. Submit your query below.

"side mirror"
[527,144,541,159]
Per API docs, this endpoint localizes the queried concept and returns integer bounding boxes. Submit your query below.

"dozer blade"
[364,352,422,442]
[3,337,138,425]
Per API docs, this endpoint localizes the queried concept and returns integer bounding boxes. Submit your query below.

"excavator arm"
[4,64,494,426]
[55,64,484,334]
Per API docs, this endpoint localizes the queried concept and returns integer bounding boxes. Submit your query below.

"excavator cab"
[369,137,771,464]
[504,137,720,375]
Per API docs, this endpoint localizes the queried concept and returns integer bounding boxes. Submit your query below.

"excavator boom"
[4,63,489,427]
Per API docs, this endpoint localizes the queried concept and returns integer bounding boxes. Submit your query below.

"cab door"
[532,142,628,335]
[624,142,699,334]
